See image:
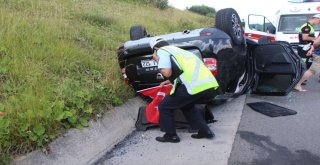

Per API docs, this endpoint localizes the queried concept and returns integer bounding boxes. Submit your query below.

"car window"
[289,0,320,2]
[248,15,273,33]
[278,14,320,33]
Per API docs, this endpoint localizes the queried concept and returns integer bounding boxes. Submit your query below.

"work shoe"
[191,129,215,139]
[156,134,180,143]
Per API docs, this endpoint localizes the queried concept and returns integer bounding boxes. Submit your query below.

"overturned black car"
[117,8,304,102]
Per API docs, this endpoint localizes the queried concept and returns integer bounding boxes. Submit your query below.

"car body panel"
[118,27,304,102]
[251,41,304,95]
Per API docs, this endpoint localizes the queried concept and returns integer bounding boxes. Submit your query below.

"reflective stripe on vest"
[161,46,219,95]
[299,22,315,34]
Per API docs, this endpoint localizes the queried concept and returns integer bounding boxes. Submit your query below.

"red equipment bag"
[135,85,215,131]
[138,85,172,124]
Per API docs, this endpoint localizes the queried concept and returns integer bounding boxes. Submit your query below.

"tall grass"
[0,0,212,162]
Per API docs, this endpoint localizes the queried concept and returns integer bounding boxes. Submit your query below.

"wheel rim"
[231,14,242,40]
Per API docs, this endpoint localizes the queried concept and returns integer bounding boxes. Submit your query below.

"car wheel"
[130,25,148,40]
[215,8,244,45]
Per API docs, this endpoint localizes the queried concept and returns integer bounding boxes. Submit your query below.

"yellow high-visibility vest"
[299,22,315,34]
[161,46,219,95]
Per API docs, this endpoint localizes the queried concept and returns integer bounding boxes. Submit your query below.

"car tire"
[130,25,148,40]
[215,8,245,45]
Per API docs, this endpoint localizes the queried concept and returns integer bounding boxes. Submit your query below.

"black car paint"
[118,27,304,100]
[118,28,249,95]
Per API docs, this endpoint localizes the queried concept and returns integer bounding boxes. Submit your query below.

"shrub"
[188,5,216,17]
[79,14,116,27]
[151,0,169,9]
[120,0,169,9]
[177,19,196,30]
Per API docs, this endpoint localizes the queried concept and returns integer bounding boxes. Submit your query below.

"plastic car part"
[200,32,213,36]
[215,8,245,45]
[121,68,129,85]
[258,36,273,45]
[251,42,302,95]
[183,29,191,34]
[203,58,218,76]
[130,25,148,40]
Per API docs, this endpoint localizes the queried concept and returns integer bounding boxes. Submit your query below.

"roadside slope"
[14,97,145,165]
[0,0,212,163]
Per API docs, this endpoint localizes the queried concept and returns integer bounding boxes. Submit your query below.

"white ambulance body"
[244,14,276,42]
[245,0,320,50]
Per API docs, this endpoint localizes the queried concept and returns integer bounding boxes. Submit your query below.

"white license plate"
[141,60,157,68]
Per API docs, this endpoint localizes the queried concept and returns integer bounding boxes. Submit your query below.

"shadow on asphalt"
[238,131,320,165]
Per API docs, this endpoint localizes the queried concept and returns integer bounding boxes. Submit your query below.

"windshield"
[278,14,320,33]
[289,0,320,2]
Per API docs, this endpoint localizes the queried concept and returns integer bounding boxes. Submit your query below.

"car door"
[251,41,304,95]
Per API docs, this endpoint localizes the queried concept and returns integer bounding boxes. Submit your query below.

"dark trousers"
[298,47,312,69]
[306,56,312,69]
[158,85,216,135]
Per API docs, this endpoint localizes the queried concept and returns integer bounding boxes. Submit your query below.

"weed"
[79,13,116,27]
[0,0,211,162]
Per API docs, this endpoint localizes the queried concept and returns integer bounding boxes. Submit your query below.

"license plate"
[141,60,157,68]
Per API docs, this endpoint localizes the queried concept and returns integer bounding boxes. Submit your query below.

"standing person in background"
[294,35,320,92]
[297,14,320,85]
[150,37,219,143]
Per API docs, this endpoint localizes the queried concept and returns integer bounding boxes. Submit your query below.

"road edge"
[14,97,145,165]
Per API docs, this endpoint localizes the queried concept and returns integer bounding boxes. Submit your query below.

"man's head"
[150,37,169,62]
[310,14,320,25]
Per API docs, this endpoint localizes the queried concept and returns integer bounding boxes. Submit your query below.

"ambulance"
[244,0,320,50]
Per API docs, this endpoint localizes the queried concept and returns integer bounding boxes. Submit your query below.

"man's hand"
[307,46,315,56]
[160,80,171,86]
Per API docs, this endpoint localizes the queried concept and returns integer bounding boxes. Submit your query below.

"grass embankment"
[0,0,212,163]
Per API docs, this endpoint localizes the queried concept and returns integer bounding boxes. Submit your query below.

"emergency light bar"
[288,0,320,2]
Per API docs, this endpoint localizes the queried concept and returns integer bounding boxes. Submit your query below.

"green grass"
[0,0,212,163]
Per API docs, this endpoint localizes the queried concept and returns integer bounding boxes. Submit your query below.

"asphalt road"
[93,96,246,165]
[94,76,320,165]
[229,76,320,165]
